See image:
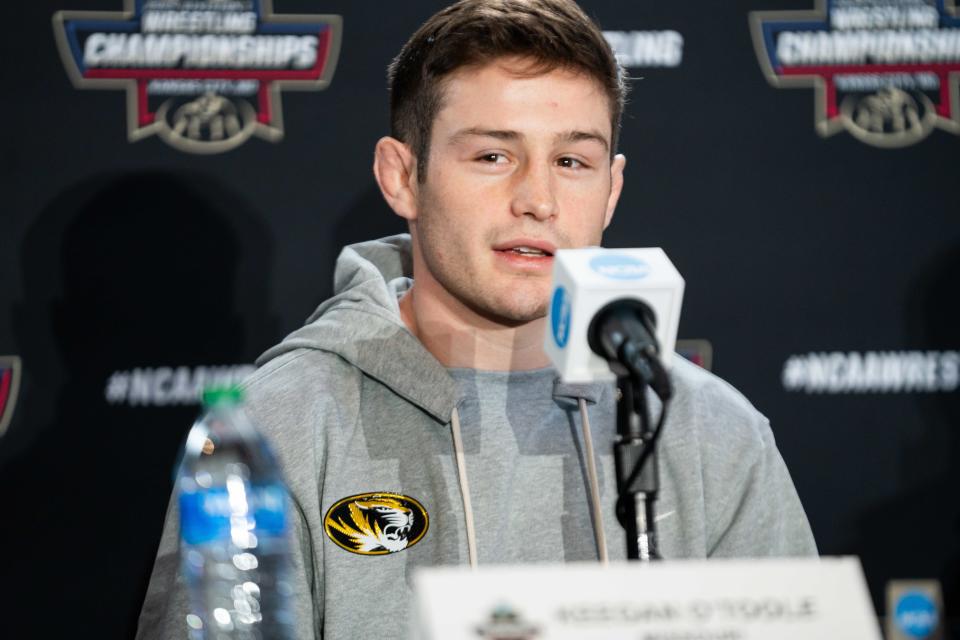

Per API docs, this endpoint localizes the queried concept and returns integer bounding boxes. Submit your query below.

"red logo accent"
[0,356,22,436]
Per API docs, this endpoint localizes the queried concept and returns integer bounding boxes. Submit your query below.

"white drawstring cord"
[579,397,609,565]
[450,398,604,568]
[450,407,478,569]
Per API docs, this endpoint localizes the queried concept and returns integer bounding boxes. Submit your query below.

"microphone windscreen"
[545,247,684,383]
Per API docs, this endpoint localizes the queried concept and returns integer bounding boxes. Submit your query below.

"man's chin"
[470,298,548,327]
[497,309,547,327]
[441,276,549,326]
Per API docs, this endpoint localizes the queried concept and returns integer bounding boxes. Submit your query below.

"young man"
[138,1,816,638]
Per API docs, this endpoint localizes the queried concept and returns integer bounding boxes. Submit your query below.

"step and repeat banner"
[0,1,956,638]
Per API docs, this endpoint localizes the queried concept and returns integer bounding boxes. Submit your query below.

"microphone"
[587,298,672,399]
[544,247,685,384]
[544,247,684,562]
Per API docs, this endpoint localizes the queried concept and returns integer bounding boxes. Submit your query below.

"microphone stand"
[588,300,673,562]
[613,367,661,561]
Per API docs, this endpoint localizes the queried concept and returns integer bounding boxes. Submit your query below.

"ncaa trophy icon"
[841,87,936,147]
[160,92,254,146]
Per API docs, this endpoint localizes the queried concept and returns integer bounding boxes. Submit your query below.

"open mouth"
[501,246,552,257]
[493,240,557,261]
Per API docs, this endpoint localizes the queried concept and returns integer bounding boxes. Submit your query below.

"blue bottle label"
[180,483,288,545]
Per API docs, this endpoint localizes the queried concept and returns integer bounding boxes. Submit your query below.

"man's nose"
[510,163,557,221]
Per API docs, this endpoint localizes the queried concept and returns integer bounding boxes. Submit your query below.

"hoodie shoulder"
[245,346,363,404]
[669,356,772,451]
[666,357,816,556]
[241,347,364,445]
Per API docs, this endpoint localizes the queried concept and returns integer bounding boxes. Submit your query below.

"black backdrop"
[1,1,957,638]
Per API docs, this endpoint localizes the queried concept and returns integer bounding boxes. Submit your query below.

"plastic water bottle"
[178,386,295,640]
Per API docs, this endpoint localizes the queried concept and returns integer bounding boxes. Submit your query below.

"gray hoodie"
[136,234,816,640]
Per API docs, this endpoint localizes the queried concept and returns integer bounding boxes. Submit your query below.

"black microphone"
[587,299,672,400]
[544,248,683,562]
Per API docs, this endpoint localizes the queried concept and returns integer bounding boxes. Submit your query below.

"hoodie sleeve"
[135,490,318,640]
[135,349,333,640]
[706,415,818,558]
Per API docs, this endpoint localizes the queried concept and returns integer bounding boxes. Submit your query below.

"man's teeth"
[511,246,547,256]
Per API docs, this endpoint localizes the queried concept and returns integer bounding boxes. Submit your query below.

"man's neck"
[399,284,550,371]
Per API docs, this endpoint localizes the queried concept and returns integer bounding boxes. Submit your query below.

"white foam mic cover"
[544,247,685,383]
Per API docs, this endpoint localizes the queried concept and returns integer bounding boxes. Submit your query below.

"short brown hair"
[387,0,627,181]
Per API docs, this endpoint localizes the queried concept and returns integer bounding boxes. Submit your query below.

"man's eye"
[557,157,585,169]
[477,153,508,164]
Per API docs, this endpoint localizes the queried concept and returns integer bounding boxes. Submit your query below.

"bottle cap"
[201,385,244,407]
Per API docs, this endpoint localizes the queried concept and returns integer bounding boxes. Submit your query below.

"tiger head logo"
[324,492,428,555]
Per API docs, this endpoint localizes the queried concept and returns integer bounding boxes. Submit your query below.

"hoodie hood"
[257,234,461,423]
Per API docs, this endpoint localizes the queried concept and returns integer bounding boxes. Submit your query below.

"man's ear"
[373,136,419,221]
[603,153,626,230]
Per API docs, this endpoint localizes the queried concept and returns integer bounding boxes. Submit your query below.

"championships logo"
[53,1,342,153]
[750,0,960,147]
[0,356,22,437]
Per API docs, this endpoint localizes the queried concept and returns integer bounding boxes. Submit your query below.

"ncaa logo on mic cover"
[590,254,650,280]
[53,1,342,153]
[551,286,572,348]
[750,0,960,147]
[0,356,22,437]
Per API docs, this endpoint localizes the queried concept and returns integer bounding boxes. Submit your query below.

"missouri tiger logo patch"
[323,492,428,555]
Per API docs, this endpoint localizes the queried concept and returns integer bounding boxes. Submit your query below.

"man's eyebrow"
[446,127,610,151]
[555,129,609,152]
[448,127,523,144]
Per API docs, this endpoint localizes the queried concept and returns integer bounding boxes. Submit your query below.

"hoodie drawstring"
[449,397,608,568]
[450,406,479,569]
[578,397,609,565]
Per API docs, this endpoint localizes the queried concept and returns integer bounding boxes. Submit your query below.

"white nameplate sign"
[412,557,881,640]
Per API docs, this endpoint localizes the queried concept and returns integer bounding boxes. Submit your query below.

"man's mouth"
[504,246,551,257]
[493,240,557,259]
